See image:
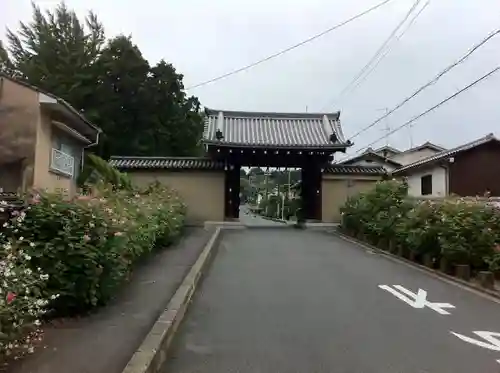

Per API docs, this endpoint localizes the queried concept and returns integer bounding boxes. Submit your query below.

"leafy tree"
[6,2,105,123]
[240,177,250,203]
[77,153,132,190]
[269,169,301,186]
[0,41,15,74]
[2,1,204,159]
[93,35,151,157]
[248,167,264,177]
[144,60,204,156]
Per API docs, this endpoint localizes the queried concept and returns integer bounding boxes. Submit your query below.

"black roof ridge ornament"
[215,128,224,140]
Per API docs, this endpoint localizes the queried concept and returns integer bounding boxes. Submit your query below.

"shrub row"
[0,182,186,357]
[340,180,500,272]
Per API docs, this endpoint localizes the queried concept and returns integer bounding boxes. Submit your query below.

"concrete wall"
[125,170,226,225]
[321,175,381,223]
[1,78,86,196]
[405,166,447,197]
[0,77,38,192]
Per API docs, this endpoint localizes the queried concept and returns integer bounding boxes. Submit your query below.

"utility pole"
[408,124,415,148]
[377,108,391,147]
[287,169,292,199]
[264,169,269,216]
[276,168,280,219]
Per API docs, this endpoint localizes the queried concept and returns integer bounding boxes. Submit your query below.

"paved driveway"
[163,229,500,372]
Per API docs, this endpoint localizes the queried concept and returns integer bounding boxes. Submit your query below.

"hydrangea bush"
[340,180,500,271]
[0,201,54,358]
[0,182,186,357]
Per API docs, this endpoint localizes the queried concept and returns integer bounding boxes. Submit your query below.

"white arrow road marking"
[393,285,427,308]
[378,284,455,315]
[428,302,456,315]
[451,331,500,352]
[378,285,416,307]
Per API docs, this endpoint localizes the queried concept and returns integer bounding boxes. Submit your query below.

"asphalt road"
[163,229,500,373]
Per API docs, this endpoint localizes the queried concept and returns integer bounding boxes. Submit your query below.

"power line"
[354,66,500,152]
[185,0,397,90]
[347,0,430,95]
[348,26,500,142]
[323,0,422,108]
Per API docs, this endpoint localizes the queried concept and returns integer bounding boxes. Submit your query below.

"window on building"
[421,174,432,195]
[51,132,79,179]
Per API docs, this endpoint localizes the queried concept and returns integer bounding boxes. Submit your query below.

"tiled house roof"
[403,141,446,153]
[109,157,226,170]
[338,150,402,167]
[372,145,402,155]
[324,165,387,175]
[393,133,499,175]
[203,108,349,149]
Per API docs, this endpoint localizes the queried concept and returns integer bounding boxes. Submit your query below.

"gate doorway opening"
[240,167,301,221]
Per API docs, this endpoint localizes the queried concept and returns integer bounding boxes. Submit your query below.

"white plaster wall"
[406,166,448,197]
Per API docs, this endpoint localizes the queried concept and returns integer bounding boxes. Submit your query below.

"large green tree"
[93,35,151,157]
[0,41,16,74]
[144,60,204,156]
[2,1,204,158]
[6,2,105,123]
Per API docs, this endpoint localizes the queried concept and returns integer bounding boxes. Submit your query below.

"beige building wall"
[33,110,77,196]
[0,77,39,192]
[126,170,226,225]
[322,175,381,223]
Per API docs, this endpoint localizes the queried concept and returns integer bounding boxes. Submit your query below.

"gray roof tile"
[324,165,387,175]
[203,108,348,148]
[338,150,402,167]
[393,133,499,174]
[109,157,226,170]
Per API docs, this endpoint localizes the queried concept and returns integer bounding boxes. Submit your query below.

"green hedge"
[0,183,186,357]
[340,180,500,271]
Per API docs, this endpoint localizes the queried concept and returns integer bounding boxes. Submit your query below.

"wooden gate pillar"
[301,160,322,220]
[224,164,241,219]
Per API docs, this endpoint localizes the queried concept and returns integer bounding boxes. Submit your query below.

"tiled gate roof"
[203,108,349,149]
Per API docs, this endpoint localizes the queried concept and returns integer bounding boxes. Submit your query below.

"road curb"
[331,229,500,304]
[121,227,223,373]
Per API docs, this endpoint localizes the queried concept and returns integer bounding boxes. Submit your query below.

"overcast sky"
[2,0,499,159]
